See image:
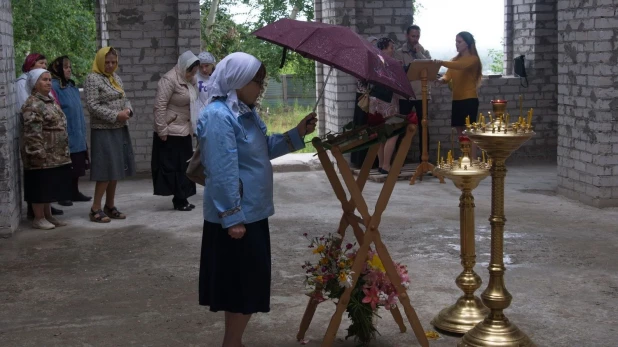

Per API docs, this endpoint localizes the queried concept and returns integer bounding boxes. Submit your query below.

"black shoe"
[72,192,92,202]
[174,203,192,212]
[378,168,389,175]
[188,203,195,209]
[58,200,73,206]
[51,206,64,215]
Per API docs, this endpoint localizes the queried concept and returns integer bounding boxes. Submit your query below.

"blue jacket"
[52,79,87,153]
[197,99,304,228]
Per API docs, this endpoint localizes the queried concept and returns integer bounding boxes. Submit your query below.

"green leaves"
[200,0,315,84]
[12,0,96,85]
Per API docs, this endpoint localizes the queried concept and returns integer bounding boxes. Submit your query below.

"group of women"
[18,29,482,347]
[18,47,219,228]
[351,30,483,171]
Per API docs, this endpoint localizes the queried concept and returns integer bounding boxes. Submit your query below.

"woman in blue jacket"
[197,52,317,347]
[49,56,92,205]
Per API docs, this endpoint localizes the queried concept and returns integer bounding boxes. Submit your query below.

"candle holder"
[459,100,536,347]
[432,137,490,334]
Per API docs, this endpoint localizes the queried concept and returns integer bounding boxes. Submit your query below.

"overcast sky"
[415,0,504,52]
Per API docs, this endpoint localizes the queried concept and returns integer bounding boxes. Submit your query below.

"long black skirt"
[199,219,271,314]
[452,98,479,127]
[24,164,72,203]
[151,133,196,199]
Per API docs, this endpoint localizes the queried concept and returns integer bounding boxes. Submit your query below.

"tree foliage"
[11,0,96,84]
[200,0,315,83]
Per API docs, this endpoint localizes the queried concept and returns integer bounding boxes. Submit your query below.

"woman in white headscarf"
[20,69,72,230]
[197,52,317,347]
[152,50,200,211]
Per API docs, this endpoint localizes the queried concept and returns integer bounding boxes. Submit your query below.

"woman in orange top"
[437,31,482,134]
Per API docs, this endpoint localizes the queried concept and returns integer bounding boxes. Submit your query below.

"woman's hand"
[116,109,130,122]
[228,223,246,239]
[158,134,167,141]
[297,112,317,137]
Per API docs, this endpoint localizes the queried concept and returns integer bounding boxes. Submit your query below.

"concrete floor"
[1,164,617,347]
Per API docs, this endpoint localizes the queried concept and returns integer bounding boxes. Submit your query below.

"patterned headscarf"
[22,53,46,73]
[204,52,262,118]
[198,52,216,65]
[92,47,124,95]
[49,56,74,88]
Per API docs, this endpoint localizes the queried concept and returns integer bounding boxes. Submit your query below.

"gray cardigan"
[84,72,133,129]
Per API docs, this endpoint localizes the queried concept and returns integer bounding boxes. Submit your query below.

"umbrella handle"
[313,66,334,114]
[280,48,288,69]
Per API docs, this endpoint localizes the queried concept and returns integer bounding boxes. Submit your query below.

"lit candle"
[465,115,470,126]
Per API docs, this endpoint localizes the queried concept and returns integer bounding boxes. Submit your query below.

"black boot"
[72,192,92,202]
[51,206,64,215]
[58,200,73,206]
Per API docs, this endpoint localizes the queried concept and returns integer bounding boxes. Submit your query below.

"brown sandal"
[90,209,111,223]
[104,205,126,219]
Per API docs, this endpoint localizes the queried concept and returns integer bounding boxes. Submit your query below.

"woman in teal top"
[197,52,317,347]
[49,56,91,204]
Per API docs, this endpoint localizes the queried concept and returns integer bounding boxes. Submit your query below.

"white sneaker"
[46,217,68,227]
[32,218,55,230]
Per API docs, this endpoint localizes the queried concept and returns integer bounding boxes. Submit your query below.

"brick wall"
[96,0,201,172]
[314,0,415,136]
[556,0,618,207]
[0,0,20,236]
[316,0,558,164]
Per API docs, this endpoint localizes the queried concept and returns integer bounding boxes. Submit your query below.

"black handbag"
[514,55,528,87]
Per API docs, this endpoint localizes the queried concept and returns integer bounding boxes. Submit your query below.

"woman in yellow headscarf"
[83,47,136,223]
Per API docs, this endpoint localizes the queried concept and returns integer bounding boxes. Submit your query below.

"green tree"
[487,39,505,74]
[12,0,96,84]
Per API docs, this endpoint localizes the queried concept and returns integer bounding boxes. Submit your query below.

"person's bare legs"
[382,136,398,172]
[222,312,252,347]
[377,143,386,169]
[105,180,118,208]
[456,126,477,160]
[32,203,46,221]
[92,181,109,211]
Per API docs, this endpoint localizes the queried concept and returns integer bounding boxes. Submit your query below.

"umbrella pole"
[313,66,334,113]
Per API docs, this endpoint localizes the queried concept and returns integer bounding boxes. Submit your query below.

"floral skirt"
[199,219,271,314]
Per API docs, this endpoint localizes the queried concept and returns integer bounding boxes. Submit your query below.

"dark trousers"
[400,99,431,162]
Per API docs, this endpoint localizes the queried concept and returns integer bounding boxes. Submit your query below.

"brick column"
[314,0,414,136]
[100,0,201,172]
[556,0,618,207]
[0,0,20,236]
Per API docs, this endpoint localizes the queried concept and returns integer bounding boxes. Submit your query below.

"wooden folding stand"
[296,123,429,347]
[407,60,445,185]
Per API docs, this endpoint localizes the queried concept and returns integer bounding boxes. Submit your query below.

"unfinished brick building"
[1,0,616,236]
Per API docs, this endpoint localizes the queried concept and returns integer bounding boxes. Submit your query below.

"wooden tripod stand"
[296,124,429,347]
[407,60,445,185]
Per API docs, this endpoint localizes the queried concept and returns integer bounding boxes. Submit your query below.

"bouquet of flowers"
[302,233,410,345]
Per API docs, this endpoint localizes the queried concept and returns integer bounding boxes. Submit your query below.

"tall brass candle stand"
[459,100,536,347]
[432,137,490,334]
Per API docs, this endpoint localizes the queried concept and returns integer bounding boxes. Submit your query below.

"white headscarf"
[27,68,49,94]
[205,52,262,118]
[176,51,200,133]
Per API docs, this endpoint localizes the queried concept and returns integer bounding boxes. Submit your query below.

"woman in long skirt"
[151,51,200,211]
[197,52,317,347]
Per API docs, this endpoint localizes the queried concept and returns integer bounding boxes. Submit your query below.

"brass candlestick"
[459,100,536,347]
[432,138,490,334]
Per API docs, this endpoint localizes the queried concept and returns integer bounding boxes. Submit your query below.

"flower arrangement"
[302,233,410,345]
